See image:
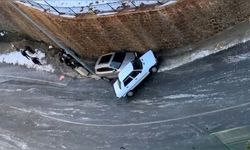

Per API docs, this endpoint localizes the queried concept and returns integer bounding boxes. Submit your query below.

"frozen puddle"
[0,50,55,72]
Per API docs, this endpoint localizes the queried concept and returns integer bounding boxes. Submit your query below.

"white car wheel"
[150,66,158,73]
[127,91,134,97]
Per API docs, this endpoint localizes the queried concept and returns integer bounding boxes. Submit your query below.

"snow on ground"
[0,50,55,72]
[33,0,119,7]
[0,31,7,37]
[33,0,161,7]
[158,0,177,7]
[158,29,250,72]
[0,131,28,150]
[224,51,250,64]
[20,0,176,16]
[163,94,206,99]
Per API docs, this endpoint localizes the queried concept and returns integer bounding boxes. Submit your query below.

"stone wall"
[15,0,250,58]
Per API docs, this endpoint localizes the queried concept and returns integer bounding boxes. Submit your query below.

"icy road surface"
[1,40,250,149]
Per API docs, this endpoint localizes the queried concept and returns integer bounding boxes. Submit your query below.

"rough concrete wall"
[16,0,250,58]
[0,0,52,44]
[0,1,18,31]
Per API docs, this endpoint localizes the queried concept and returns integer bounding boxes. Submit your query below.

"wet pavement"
[1,38,250,149]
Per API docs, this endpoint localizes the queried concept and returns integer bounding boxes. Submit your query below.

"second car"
[95,51,136,79]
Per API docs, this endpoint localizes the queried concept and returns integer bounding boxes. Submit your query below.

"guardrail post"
[26,0,33,6]
[28,0,47,10]
[68,7,77,15]
[106,3,116,11]
[130,1,138,8]
[43,0,62,14]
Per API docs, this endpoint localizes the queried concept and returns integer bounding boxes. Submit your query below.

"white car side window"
[97,67,114,72]
[123,76,133,87]
[130,71,141,78]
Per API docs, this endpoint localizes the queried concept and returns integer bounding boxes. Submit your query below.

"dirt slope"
[2,0,250,59]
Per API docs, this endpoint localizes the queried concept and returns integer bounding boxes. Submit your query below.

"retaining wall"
[15,0,250,58]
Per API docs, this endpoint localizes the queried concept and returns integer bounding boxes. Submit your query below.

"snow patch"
[159,49,220,72]
[60,14,76,18]
[34,122,51,128]
[47,111,65,116]
[97,12,117,16]
[158,0,177,7]
[130,110,144,114]
[15,1,45,12]
[163,94,206,99]
[159,35,250,72]
[133,99,154,106]
[0,31,7,37]
[81,117,90,120]
[157,101,178,108]
[0,89,22,92]
[0,134,29,150]
[224,52,250,63]
[9,106,32,113]
[25,88,38,93]
[0,50,55,72]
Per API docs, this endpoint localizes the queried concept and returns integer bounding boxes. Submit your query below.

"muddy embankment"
[14,0,250,59]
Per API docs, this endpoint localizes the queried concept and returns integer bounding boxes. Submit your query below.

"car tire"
[127,91,134,97]
[150,66,158,73]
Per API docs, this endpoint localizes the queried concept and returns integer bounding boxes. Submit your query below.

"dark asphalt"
[1,41,250,150]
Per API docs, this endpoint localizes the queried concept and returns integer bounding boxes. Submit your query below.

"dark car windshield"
[132,59,142,70]
[99,54,112,64]
[111,52,126,69]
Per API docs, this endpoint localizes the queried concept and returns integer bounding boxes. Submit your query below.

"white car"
[113,50,158,98]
